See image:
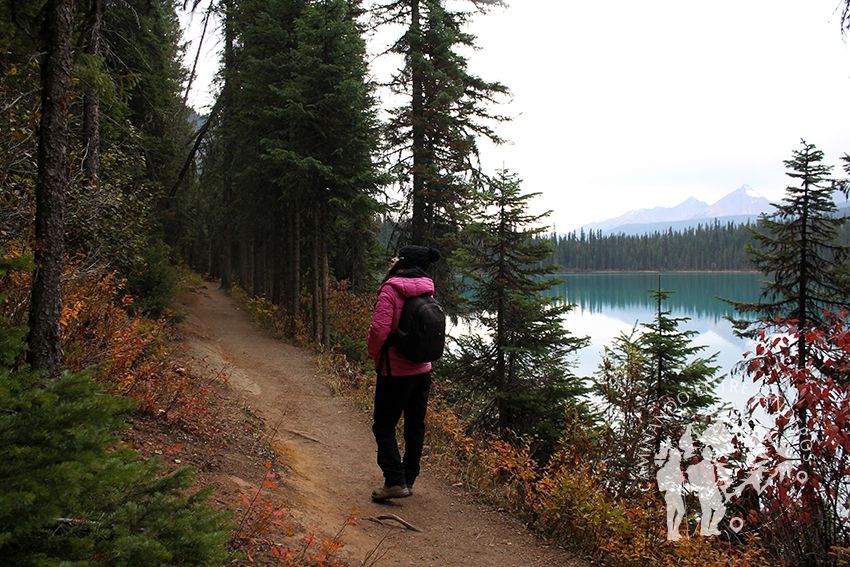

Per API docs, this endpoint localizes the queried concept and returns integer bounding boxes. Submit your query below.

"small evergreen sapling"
[593,284,722,497]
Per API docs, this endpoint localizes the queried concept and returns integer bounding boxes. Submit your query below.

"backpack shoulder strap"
[378,339,393,378]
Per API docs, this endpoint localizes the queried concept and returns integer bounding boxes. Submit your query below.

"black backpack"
[380,293,446,375]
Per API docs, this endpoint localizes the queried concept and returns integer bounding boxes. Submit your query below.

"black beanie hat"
[396,245,441,272]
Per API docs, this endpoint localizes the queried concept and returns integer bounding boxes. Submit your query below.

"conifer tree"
[101,0,190,189]
[726,141,850,564]
[725,140,849,344]
[723,140,850,497]
[641,285,722,411]
[80,0,102,185]
[225,0,382,342]
[219,0,236,290]
[280,0,382,344]
[2,0,192,320]
[445,170,588,454]
[594,284,722,496]
[371,0,509,298]
[723,139,850,466]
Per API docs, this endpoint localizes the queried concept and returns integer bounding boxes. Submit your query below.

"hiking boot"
[371,484,410,502]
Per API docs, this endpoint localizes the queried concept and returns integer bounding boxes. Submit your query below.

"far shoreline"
[549,270,760,275]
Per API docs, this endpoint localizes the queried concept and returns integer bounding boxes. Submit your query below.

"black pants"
[372,372,432,488]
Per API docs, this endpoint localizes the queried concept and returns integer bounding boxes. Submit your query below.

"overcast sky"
[181,0,850,233]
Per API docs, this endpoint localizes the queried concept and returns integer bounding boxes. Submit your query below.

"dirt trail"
[176,282,585,567]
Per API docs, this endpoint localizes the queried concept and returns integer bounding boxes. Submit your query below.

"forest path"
[175,281,586,567]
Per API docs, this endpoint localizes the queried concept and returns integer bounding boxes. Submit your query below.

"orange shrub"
[1,247,215,434]
[530,445,767,567]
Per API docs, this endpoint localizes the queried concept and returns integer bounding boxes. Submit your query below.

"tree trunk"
[272,213,282,305]
[219,0,235,290]
[82,0,101,185]
[247,238,254,290]
[409,0,426,243]
[253,234,264,297]
[495,223,508,434]
[27,0,73,376]
[312,210,320,345]
[796,181,813,496]
[239,233,249,287]
[283,206,292,311]
[292,203,301,316]
[320,195,330,349]
[220,226,232,289]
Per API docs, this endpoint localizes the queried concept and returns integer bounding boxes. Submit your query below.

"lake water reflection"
[544,272,765,411]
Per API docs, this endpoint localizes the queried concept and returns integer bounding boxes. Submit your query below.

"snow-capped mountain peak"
[582,184,774,235]
[693,184,771,219]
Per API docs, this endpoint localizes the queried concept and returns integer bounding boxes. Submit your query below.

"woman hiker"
[366,245,442,502]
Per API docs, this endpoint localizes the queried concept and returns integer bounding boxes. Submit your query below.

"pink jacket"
[367,274,435,376]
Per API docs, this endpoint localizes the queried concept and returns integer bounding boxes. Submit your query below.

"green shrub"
[0,256,232,566]
[122,239,180,318]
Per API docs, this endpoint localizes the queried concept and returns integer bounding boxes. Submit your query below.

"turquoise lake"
[543,272,765,411]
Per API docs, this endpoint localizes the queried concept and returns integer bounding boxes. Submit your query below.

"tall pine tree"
[371,0,509,300]
[726,140,849,342]
[724,140,850,487]
[199,0,382,343]
[27,0,74,375]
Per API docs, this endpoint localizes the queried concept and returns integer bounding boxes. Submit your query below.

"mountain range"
[582,185,774,236]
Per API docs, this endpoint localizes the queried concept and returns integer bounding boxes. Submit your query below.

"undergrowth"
[227,455,358,566]
[2,245,374,565]
[0,250,232,565]
[1,246,216,432]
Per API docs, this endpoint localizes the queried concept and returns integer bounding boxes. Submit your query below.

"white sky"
[181,0,850,233]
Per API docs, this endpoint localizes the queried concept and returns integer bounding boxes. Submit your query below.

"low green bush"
[0,256,232,566]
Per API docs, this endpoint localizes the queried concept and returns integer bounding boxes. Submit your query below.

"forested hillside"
[2,0,850,565]
[544,217,850,272]
[547,220,753,271]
